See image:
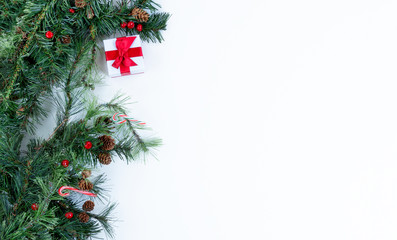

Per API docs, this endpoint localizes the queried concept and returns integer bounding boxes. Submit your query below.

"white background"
[48,0,397,239]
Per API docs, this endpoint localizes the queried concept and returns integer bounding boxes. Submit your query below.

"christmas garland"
[0,0,169,239]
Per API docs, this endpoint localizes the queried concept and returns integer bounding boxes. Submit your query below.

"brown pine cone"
[98,135,116,151]
[61,35,71,44]
[82,200,95,212]
[103,117,113,125]
[78,212,90,223]
[81,170,91,179]
[129,7,150,22]
[75,0,87,8]
[98,152,112,165]
[96,116,112,125]
[78,179,93,191]
[95,116,114,130]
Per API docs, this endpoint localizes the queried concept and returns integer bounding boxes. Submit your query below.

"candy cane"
[112,112,146,125]
[58,186,97,197]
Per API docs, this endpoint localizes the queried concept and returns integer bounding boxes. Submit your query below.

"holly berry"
[61,159,69,168]
[136,24,143,32]
[69,8,75,13]
[127,21,135,29]
[45,31,54,39]
[84,141,92,149]
[65,212,74,219]
[120,22,127,28]
[31,203,38,211]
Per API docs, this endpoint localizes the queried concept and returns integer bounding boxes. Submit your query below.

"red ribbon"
[105,36,143,75]
[58,186,97,197]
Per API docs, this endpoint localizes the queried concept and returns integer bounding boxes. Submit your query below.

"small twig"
[47,119,68,141]
[35,119,68,150]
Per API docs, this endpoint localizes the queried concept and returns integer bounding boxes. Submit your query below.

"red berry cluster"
[120,21,143,32]
[32,203,74,219]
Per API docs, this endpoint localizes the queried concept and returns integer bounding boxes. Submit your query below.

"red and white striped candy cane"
[112,112,146,125]
[58,186,97,197]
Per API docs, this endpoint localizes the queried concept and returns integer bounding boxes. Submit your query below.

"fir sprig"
[0,0,168,238]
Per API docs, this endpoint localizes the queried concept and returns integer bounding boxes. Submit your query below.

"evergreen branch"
[64,48,86,121]
[21,179,58,231]
[2,0,57,102]
[0,0,168,238]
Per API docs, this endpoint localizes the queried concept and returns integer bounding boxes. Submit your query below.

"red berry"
[65,212,73,219]
[31,203,38,211]
[120,22,127,28]
[61,159,69,168]
[45,31,54,39]
[69,8,75,13]
[127,21,135,29]
[136,24,143,32]
[84,141,92,149]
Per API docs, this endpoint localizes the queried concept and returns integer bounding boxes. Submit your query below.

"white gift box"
[104,35,144,77]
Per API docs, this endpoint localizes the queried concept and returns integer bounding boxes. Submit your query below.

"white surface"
[75,0,397,239]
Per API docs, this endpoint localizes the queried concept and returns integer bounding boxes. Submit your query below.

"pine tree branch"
[0,0,168,238]
[64,27,97,122]
[3,0,57,102]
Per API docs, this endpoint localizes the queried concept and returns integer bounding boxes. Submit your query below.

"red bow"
[105,36,143,75]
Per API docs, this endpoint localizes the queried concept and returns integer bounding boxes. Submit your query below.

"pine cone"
[96,116,114,133]
[61,35,71,44]
[103,117,113,125]
[82,200,95,212]
[98,135,116,151]
[98,152,112,165]
[75,0,87,8]
[78,212,90,223]
[81,170,91,179]
[78,179,93,191]
[129,7,150,22]
[96,116,113,126]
